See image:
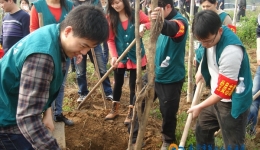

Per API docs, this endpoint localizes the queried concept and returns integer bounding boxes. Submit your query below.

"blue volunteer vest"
[155,13,188,83]
[201,26,252,118]
[115,18,145,64]
[33,0,73,25]
[0,24,64,127]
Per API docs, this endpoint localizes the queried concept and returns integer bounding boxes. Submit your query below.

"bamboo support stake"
[90,48,107,109]
[253,90,260,101]
[38,13,43,27]
[186,0,195,103]
[77,39,136,110]
[179,80,204,148]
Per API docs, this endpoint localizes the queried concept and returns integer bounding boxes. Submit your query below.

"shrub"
[236,15,258,49]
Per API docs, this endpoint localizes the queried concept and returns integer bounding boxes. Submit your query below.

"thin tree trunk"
[187,0,195,103]
[127,0,142,149]
[232,0,239,26]
[90,48,107,109]
[133,1,164,149]
[135,0,142,113]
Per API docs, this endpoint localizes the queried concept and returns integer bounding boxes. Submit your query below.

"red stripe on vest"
[227,24,236,33]
[170,20,185,38]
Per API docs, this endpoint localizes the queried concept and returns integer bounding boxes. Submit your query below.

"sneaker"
[77,95,87,103]
[161,142,170,150]
[55,113,74,126]
[106,94,113,101]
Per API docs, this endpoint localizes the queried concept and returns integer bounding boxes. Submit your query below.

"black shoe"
[55,113,74,126]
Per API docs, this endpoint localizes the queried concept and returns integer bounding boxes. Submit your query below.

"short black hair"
[192,10,221,40]
[60,5,109,44]
[7,0,17,3]
[20,0,29,5]
[158,0,173,8]
[200,0,217,4]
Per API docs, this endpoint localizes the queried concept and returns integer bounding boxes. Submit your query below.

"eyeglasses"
[198,33,217,45]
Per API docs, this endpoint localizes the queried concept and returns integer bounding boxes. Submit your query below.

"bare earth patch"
[62,48,260,149]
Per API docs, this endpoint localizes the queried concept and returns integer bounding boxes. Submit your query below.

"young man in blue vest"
[127,0,188,149]
[152,1,188,149]
[187,10,252,149]
[0,5,108,149]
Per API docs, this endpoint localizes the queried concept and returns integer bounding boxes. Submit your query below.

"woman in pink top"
[105,0,150,124]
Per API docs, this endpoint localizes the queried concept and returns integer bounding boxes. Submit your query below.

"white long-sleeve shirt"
[207,45,243,102]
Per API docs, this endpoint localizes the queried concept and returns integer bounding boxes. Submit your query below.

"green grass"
[62,97,74,111]
[66,72,77,86]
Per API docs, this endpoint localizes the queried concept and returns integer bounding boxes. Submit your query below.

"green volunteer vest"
[219,12,228,23]
[115,19,145,64]
[34,0,73,25]
[201,26,252,118]
[195,12,229,63]
[155,13,188,83]
[0,24,64,127]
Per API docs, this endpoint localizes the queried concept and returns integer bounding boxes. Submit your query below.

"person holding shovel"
[187,10,252,149]
[193,0,234,97]
[194,0,233,71]
[105,0,149,124]
[247,13,260,136]
[0,5,109,149]
[127,0,188,149]
[149,0,188,149]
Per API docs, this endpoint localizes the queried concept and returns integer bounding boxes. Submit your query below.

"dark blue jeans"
[247,65,260,134]
[52,58,70,115]
[0,133,34,150]
[102,42,109,64]
[74,44,112,96]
